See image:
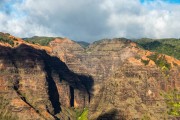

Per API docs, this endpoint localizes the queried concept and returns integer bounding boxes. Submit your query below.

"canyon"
[0,33,180,120]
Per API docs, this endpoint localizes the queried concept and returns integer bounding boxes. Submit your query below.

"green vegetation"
[0,33,14,46]
[162,90,180,117]
[0,96,18,120]
[136,38,180,60]
[147,53,171,70]
[76,41,90,48]
[24,36,62,46]
[141,59,150,66]
[75,108,88,120]
[0,37,14,46]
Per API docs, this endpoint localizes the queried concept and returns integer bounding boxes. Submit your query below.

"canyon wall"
[50,38,180,120]
[0,34,180,120]
[0,43,92,120]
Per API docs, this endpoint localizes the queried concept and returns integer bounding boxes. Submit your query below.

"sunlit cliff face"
[0,33,180,120]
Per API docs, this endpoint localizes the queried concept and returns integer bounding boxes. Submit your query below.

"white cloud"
[0,0,180,41]
[102,0,180,39]
[0,13,56,37]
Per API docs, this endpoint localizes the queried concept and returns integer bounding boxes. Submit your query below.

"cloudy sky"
[0,0,180,42]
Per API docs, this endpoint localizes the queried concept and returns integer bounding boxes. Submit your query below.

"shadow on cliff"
[0,44,94,115]
[97,109,126,120]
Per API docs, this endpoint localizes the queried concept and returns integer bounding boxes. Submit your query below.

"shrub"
[76,108,88,120]
[162,90,180,117]
[141,59,150,66]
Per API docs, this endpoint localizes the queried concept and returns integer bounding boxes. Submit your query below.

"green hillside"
[24,36,89,48]
[136,38,180,60]
[23,36,63,46]
[76,41,90,48]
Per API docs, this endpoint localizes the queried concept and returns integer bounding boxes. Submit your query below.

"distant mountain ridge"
[23,36,180,60]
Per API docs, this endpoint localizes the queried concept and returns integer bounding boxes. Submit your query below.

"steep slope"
[0,33,93,120]
[49,38,180,119]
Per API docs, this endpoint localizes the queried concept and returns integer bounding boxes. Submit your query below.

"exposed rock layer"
[50,38,180,120]
[0,33,180,120]
[0,43,93,120]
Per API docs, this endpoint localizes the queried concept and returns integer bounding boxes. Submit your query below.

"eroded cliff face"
[0,37,93,120]
[49,38,180,120]
[0,33,180,120]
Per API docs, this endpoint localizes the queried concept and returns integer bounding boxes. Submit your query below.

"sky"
[0,0,180,42]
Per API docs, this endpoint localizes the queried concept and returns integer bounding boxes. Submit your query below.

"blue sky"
[0,0,21,15]
[140,0,180,4]
[0,0,180,42]
[164,0,180,3]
